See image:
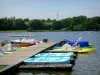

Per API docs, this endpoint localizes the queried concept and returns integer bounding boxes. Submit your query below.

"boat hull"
[11,42,36,47]
[48,48,96,53]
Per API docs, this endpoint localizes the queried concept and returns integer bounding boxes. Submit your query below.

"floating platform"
[19,64,73,70]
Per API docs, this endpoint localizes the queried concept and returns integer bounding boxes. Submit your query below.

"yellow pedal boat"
[3,47,26,54]
[4,52,13,54]
[48,48,96,53]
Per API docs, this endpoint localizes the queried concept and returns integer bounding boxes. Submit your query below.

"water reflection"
[72,52,100,75]
[17,70,72,75]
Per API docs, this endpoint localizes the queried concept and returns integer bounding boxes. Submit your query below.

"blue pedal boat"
[35,52,74,57]
[24,57,72,64]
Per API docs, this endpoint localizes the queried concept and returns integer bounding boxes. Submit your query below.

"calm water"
[0,31,100,75]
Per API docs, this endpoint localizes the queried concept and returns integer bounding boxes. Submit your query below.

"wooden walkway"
[0,41,56,65]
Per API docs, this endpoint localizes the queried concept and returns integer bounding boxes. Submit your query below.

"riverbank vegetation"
[0,15,100,32]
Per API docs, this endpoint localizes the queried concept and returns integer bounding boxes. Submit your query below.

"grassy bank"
[0,30,63,32]
[0,30,27,32]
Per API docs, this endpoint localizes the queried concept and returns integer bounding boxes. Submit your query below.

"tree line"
[0,15,100,31]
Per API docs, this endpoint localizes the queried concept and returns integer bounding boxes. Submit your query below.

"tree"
[83,16,100,30]
[52,21,62,30]
[14,18,27,30]
[24,18,29,22]
[61,18,73,28]
[73,25,84,31]
[0,18,6,30]
[72,15,87,25]
[29,19,43,30]
[0,16,100,31]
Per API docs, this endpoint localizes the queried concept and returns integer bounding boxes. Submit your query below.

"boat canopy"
[56,40,89,47]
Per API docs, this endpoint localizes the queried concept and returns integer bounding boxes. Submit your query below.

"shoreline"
[0,30,99,32]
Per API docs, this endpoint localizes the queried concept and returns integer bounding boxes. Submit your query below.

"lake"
[0,31,100,75]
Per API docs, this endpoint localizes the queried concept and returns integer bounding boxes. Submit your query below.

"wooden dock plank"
[0,42,56,65]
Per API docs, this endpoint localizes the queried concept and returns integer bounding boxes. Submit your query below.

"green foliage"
[14,19,26,30]
[52,21,62,30]
[73,25,84,31]
[24,18,29,22]
[0,16,100,31]
[27,27,33,32]
[72,15,87,25]
[29,19,44,30]
[61,28,68,31]
[61,18,73,27]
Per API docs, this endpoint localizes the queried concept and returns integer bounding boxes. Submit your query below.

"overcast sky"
[0,0,100,19]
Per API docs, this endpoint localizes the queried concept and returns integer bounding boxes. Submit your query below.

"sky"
[0,0,100,19]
